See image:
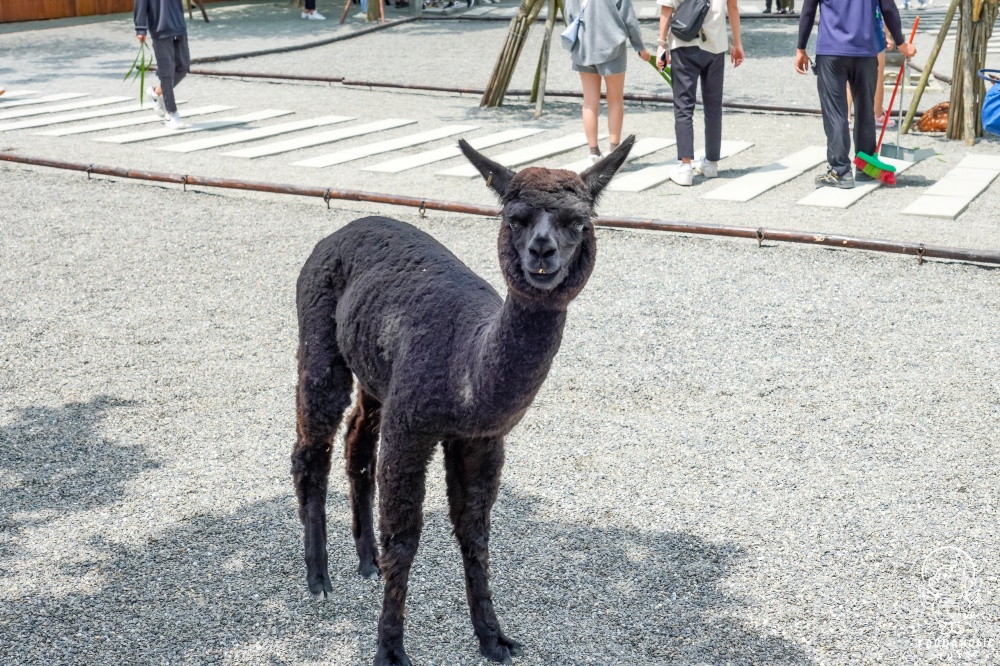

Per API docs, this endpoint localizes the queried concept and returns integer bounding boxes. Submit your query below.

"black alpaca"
[292,136,635,665]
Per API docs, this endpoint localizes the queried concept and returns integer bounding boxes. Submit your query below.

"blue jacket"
[798,0,904,58]
[134,0,187,40]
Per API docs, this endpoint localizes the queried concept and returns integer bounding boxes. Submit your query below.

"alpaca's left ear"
[580,134,635,202]
[459,139,515,199]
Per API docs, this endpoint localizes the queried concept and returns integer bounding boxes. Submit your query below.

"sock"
[610,142,619,152]
[589,145,601,156]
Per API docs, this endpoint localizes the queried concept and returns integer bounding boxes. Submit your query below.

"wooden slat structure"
[0,0,221,24]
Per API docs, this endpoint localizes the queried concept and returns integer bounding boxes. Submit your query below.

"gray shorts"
[572,50,628,76]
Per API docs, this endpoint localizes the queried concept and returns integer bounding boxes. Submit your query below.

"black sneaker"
[855,169,876,183]
[815,168,855,189]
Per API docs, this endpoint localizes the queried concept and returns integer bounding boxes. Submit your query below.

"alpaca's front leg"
[444,438,523,665]
[374,428,436,666]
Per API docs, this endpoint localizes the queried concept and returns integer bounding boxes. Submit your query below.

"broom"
[855,16,920,186]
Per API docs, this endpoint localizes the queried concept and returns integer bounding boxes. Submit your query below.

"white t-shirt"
[657,0,729,55]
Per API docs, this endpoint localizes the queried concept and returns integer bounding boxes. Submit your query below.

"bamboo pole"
[962,0,976,144]
[531,0,559,117]
[903,0,959,134]
[481,0,547,107]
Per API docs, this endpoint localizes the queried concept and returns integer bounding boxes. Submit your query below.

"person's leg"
[151,37,178,114]
[763,0,772,12]
[579,72,602,154]
[816,55,852,177]
[172,35,190,91]
[699,50,725,163]
[671,48,699,163]
[849,56,879,160]
[604,72,625,148]
[305,0,316,10]
[874,51,886,117]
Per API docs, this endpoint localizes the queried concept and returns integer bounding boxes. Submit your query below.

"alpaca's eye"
[573,221,587,232]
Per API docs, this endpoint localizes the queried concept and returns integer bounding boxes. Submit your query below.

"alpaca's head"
[459,136,634,305]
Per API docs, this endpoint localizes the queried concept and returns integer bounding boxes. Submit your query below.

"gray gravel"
[2,158,999,665]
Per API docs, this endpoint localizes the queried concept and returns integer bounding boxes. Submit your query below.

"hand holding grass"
[647,54,672,86]
[124,38,154,104]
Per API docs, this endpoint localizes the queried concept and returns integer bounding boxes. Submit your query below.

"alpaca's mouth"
[525,267,561,288]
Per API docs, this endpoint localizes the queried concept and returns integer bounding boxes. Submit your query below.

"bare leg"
[604,72,625,147]
[344,387,381,579]
[374,425,436,666]
[579,72,602,152]
[875,51,886,117]
[292,289,354,599]
[444,438,522,665]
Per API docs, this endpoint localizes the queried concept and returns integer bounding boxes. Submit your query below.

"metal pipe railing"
[3,152,996,266]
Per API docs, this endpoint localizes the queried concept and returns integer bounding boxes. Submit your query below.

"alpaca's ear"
[459,139,515,198]
[580,134,635,202]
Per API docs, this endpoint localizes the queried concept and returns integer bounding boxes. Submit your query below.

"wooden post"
[532,0,559,118]
[903,0,959,134]
[962,0,976,145]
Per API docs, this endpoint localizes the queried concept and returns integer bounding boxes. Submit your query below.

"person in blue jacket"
[796,0,915,189]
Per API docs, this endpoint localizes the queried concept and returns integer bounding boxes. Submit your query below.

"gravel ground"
[2,159,999,665]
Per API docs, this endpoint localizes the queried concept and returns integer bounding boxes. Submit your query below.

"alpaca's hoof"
[373,644,412,666]
[480,633,523,664]
[307,572,333,599]
[358,559,381,580]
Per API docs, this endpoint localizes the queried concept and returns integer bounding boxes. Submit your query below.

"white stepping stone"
[558,137,676,173]
[797,156,914,209]
[703,146,827,202]
[639,6,659,18]
[902,155,1000,220]
[0,101,161,132]
[609,140,755,192]
[0,97,130,122]
[364,128,545,173]
[463,6,494,15]
[0,90,40,100]
[97,109,293,144]
[159,116,353,153]
[293,125,480,168]
[0,92,87,109]
[437,133,601,178]
[223,118,416,159]
[36,105,233,136]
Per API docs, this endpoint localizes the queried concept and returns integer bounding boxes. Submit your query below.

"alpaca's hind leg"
[343,386,381,579]
[373,424,436,666]
[292,302,353,600]
[444,437,523,664]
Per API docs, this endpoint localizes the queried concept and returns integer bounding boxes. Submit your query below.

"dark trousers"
[152,34,190,114]
[764,0,771,9]
[671,47,725,162]
[305,0,316,9]
[816,54,878,176]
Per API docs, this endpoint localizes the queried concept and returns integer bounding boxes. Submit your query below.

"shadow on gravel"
[0,396,157,543]
[0,477,812,664]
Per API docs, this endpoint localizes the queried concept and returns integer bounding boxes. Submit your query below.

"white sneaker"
[588,153,602,165]
[670,162,694,186]
[164,112,186,130]
[302,10,326,18]
[147,86,166,117]
[695,159,719,178]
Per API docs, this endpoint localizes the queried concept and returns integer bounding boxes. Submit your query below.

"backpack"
[670,0,710,43]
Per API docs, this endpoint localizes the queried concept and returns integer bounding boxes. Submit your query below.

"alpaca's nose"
[528,236,557,261]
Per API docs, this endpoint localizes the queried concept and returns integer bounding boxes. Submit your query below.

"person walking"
[134,0,190,129]
[301,0,327,19]
[566,0,649,164]
[795,0,914,189]
[657,0,745,186]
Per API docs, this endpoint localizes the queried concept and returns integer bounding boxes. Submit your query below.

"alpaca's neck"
[468,295,567,420]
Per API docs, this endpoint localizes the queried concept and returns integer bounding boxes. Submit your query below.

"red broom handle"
[878,16,920,151]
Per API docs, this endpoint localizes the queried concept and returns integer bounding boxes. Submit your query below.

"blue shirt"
[798,0,904,58]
